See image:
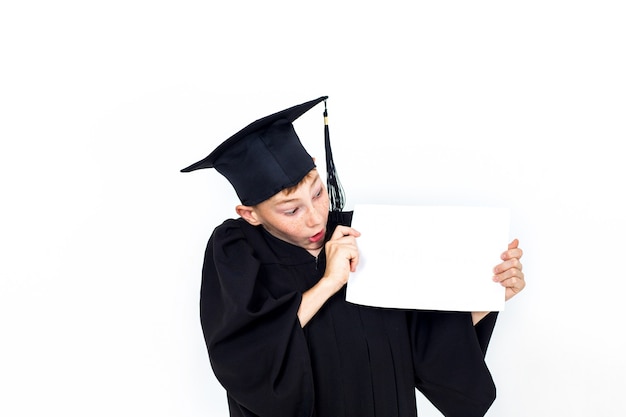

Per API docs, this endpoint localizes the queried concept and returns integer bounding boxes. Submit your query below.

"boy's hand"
[324,226,361,290]
[493,239,525,301]
[298,226,361,327]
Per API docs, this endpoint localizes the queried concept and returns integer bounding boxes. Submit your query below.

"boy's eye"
[314,188,322,198]
[284,208,298,216]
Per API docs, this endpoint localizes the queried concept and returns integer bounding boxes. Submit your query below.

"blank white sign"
[346,204,510,312]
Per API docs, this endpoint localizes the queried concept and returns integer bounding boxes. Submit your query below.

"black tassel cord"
[323,100,346,212]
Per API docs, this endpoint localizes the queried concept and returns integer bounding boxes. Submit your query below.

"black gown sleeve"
[199,220,314,417]
[410,311,497,417]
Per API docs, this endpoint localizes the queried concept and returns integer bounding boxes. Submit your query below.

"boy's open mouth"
[309,230,325,243]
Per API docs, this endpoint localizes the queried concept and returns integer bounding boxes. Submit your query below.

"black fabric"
[200,214,497,417]
[323,103,345,212]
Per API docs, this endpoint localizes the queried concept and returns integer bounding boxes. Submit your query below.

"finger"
[503,274,526,298]
[501,247,523,261]
[508,238,519,250]
[493,267,524,283]
[498,272,525,287]
[493,258,523,275]
[349,251,360,272]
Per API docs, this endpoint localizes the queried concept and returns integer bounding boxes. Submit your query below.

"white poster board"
[346,204,510,312]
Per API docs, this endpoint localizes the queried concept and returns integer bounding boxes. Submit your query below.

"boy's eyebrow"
[273,196,300,205]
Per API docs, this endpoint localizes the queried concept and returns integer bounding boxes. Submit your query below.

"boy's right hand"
[298,225,361,327]
[323,225,361,290]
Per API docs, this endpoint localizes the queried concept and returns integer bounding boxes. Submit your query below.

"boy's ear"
[236,205,262,226]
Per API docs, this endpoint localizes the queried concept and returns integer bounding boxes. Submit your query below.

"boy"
[182,96,525,417]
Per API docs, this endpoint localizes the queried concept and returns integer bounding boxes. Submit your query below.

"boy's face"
[240,171,330,255]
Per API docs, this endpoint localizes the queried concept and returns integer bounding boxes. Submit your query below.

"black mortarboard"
[181,96,345,210]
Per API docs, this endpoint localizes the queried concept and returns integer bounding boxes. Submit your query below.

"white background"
[1,1,624,416]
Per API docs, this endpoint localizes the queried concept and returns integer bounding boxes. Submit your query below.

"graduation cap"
[181,96,345,211]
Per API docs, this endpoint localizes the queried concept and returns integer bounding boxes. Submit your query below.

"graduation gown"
[200,213,498,417]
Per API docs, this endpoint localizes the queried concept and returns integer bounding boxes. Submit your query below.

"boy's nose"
[306,207,323,227]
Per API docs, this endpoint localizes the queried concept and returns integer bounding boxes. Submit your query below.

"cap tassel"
[324,100,346,212]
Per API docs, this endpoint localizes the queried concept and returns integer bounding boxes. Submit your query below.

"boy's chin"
[304,241,325,254]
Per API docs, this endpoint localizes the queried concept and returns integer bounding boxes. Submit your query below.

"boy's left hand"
[493,239,525,301]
